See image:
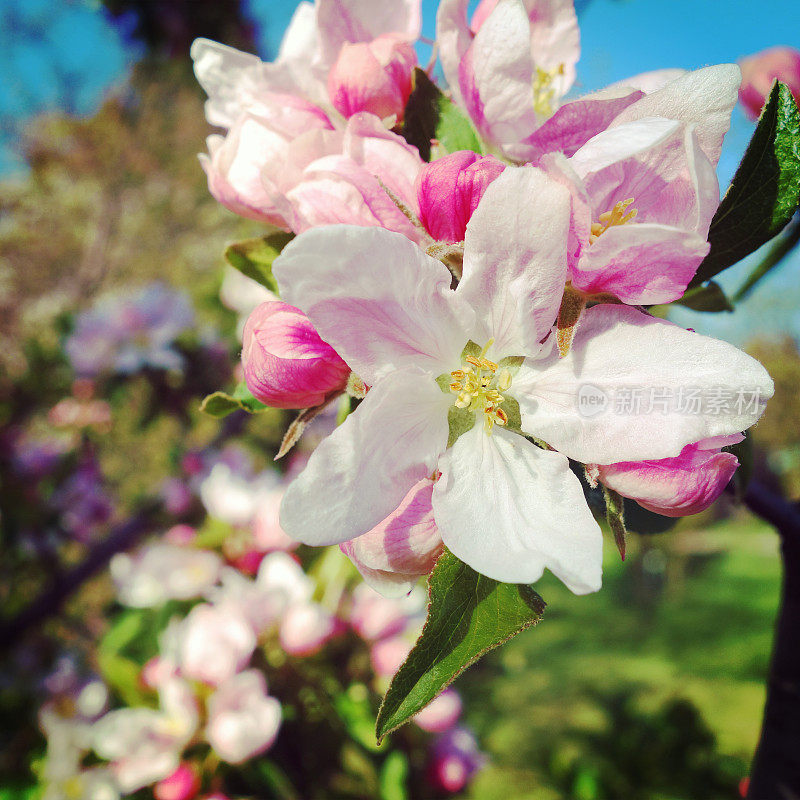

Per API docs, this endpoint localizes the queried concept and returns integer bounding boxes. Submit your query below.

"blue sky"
[2,0,799,343]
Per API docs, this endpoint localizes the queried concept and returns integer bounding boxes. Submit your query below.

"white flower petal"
[433,426,602,593]
[274,226,472,383]
[457,166,570,357]
[609,64,741,167]
[280,368,451,546]
[514,305,774,464]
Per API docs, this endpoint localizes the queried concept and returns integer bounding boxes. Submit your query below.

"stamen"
[589,198,638,244]
[532,64,565,118]
[448,342,514,435]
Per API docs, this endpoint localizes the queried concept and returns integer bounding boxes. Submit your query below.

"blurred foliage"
[102,0,257,56]
[747,336,800,496]
[0,60,258,379]
[462,519,780,799]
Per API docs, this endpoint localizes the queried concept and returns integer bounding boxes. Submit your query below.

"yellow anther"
[532,64,565,118]
[589,198,638,243]
[496,368,512,391]
[448,342,516,435]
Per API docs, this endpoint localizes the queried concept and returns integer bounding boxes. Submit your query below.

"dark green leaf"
[691,81,800,286]
[401,68,483,161]
[376,550,545,741]
[200,383,269,417]
[224,231,295,293]
[675,281,734,312]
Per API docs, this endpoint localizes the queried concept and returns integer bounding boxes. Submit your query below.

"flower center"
[448,340,512,433]
[532,64,565,118]
[589,198,638,243]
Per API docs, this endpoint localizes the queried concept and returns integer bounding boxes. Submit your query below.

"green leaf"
[334,685,386,753]
[224,231,295,292]
[379,752,409,800]
[200,383,269,417]
[691,81,800,286]
[675,281,734,312]
[376,550,545,741]
[401,68,483,161]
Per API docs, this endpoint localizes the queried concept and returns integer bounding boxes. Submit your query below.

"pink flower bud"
[595,434,743,517]
[342,478,443,597]
[414,688,462,733]
[416,151,505,242]
[242,301,350,409]
[154,764,200,800]
[328,35,417,121]
[739,46,800,120]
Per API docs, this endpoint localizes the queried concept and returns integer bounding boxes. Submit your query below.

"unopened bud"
[154,764,200,800]
[242,301,350,409]
[416,151,505,243]
[328,35,417,121]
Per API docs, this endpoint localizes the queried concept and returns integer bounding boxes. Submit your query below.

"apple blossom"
[413,687,463,733]
[279,602,338,656]
[199,462,280,528]
[110,544,222,608]
[416,151,506,243]
[371,635,414,678]
[328,34,417,120]
[205,670,281,764]
[739,46,800,119]
[242,301,351,409]
[92,679,198,793]
[341,478,443,596]
[437,0,741,165]
[263,113,424,239]
[592,434,743,517]
[271,166,772,592]
[348,582,425,640]
[253,488,298,553]
[544,117,719,305]
[178,603,256,686]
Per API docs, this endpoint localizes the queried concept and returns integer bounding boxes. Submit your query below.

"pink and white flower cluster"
[195,0,774,597]
[39,508,485,798]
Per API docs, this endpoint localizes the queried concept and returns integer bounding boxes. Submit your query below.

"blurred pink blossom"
[178,603,256,686]
[205,670,281,763]
[413,688,463,733]
[154,764,200,800]
[739,46,800,119]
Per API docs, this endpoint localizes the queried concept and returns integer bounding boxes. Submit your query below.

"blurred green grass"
[459,514,781,799]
